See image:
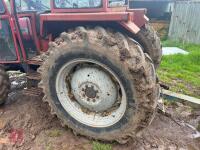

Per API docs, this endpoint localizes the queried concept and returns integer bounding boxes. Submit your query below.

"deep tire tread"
[38,26,159,143]
[135,24,162,69]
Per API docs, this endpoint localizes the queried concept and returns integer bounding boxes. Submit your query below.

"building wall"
[168,1,200,44]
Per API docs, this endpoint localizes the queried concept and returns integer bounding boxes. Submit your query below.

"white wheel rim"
[56,59,127,128]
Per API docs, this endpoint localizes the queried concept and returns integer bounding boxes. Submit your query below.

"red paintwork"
[40,10,147,36]
[131,9,148,28]
[10,0,27,61]
[0,0,21,64]
[40,12,129,21]
[17,13,41,53]
[18,17,33,40]
[40,39,49,52]
[39,12,129,36]
[0,0,149,65]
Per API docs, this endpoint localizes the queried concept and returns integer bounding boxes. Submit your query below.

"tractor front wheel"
[38,27,160,143]
[0,66,10,105]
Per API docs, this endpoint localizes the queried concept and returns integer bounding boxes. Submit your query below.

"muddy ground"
[0,74,199,150]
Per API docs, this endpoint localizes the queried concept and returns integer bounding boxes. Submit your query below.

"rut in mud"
[0,88,199,150]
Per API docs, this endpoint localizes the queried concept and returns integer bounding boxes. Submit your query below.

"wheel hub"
[56,59,127,127]
[71,67,118,112]
[79,82,101,105]
[83,84,99,100]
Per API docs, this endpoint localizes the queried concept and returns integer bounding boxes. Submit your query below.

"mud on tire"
[135,24,162,69]
[0,65,10,105]
[38,27,160,143]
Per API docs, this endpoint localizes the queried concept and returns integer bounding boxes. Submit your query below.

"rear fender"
[119,9,149,34]
[119,21,140,34]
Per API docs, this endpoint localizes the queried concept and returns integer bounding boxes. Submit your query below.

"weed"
[92,141,112,150]
[46,129,62,137]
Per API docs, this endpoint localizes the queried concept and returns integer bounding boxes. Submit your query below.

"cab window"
[0,0,5,14]
[15,0,50,12]
[54,0,102,8]
[109,0,126,7]
[0,19,17,61]
[5,0,11,13]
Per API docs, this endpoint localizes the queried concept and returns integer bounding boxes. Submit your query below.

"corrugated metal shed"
[168,0,200,44]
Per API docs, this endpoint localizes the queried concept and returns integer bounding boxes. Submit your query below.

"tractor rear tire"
[135,24,162,69]
[0,66,10,105]
[38,27,160,143]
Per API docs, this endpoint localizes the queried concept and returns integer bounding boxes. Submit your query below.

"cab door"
[0,0,21,63]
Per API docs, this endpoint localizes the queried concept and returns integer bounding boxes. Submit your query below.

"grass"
[158,40,200,98]
[92,141,112,150]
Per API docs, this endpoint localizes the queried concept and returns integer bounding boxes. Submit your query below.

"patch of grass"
[92,141,112,150]
[46,129,62,137]
[158,40,200,98]
[162,40,200,52]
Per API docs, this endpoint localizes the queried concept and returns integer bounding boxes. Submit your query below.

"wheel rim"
[56,59,127,128]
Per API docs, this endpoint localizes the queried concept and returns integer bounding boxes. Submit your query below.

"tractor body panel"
[39,8,147,36]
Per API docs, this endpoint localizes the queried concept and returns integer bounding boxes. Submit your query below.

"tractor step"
[23,88,43,97]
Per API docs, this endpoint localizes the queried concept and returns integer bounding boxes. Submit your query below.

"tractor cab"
[14,0,51,59]
[0,0,51,63]
[0,0,18,62]
[0,0,129,63]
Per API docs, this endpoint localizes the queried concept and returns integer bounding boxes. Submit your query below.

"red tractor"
[0,0,162,143]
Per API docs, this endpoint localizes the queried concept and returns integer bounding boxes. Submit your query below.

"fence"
[168,1,200,44]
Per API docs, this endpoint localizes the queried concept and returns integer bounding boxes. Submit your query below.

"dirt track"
[0,76,199,150]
